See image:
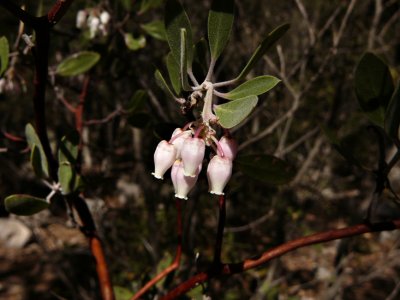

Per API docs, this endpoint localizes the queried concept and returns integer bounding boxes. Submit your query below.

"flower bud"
[100,11,111,24]
[88,16,100,38]
[171,128,192,159]
[218,136,238,160]
[76,10,87,29]
[152,140,177,180]
[171,160,200,200]
[207,155,232,195]
[181,137,205,177]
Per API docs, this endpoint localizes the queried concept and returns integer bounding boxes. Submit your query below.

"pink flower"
[181,137,205,177]
[171,160,200,200]
[170,128,192,159]
[207,155,233,195]
[152,140,177,180]
[218,136,238,160]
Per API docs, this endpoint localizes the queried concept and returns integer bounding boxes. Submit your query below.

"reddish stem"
[161,219,400,299]
[131,198,183,300]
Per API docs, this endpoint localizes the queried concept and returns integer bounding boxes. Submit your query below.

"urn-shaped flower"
[218,136,238,160]
[152,140,176,180]
[171,160,200,200]
[171,128,192,159]
[181,137,205,177]
[207,155,233,195]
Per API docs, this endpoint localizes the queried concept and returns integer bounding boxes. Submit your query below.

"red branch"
[161,219,400,299]
[131,198,183,300]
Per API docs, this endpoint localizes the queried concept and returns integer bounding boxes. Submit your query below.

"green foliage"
[355,52,394,126]
[179,28,191,90]
[165,0,193,68]
[155,69,177,99]
[0,36,9,76]
[384,80,400,139]
[4,194,49,216]
[126,90,148,113]
[236,154,295,185]
[224,76,281,100]
[124,34,146,51]
[58,132,81,195]
[208,0,234,61]
[166,52,181,94]
[141,20,167,41]
[236,23,290,80]
[215,95,258,128]
[114,286,133,300]
[56,51,100,76]
[25,123,49,178]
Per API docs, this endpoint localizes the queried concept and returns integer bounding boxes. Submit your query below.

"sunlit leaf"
[208,0,234,60]
[355,52,394,126]
[165,0,193,67]
[124,34,146,51]
[155,69,177,100]
[166,52,181,94]
[236,154,295,185]
[56,51,100,76]
[179,28,191,91]
[215,95,258,128]
[0,36,9,76]
[5,194,49,216]
[25,123,49,178]
[141,20,167,41]
[224,76,280,100]
[237,24,290,80]
[58,133,80,195]
[384,80,400,139]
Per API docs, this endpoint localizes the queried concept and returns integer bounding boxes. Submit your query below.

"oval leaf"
[237,24,290,80]
[236,154,295,185]
[0,36,9,76]
[179,28,191,91]
[25,123,49,178]
[224,75,281,100]
[215,95,258,129]
[355,52,394,126]
[56,51,100,76]
[5,194,49,216]
[141,20,167,41]
[208,0,234,60]
[384,80,400,139]
[165,0,193,68]
[166,52,181,94]
[155,69,177,100]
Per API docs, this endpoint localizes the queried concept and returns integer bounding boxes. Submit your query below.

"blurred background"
[0,0,400,299]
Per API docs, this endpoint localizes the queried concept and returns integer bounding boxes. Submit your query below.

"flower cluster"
[76,9,111,39]
[152,125,237,200]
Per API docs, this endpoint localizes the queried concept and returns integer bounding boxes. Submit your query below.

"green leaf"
[237,24,290,80]
[236,154,295,185]
[5,194,49,216]
[114,286,132,300]
[355,52,394,126]
[208,0,234,60]
[141,20,167,41]
[57,51,100,76]
[139,0,163,14]
[225,76,281,100]
[165,0,193,68]
[127,90,148,113]
[166,52,181,94]
[179,28,191,91]
[215,95,258,128]
[58,133,80,195]
[155,69,177,100]
[25,123,49,178]
[124,34,146,51]
[385,80,400,139]
[0,36,9,76]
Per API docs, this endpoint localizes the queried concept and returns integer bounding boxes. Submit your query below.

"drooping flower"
[181,137,205,177]
[218,136,238,160]
[152,140,177,180]
[207,155,233,195]
[170,128,192,159]
[171,160,200,200]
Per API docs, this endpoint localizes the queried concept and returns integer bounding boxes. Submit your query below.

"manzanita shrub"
[0,0,399,299]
